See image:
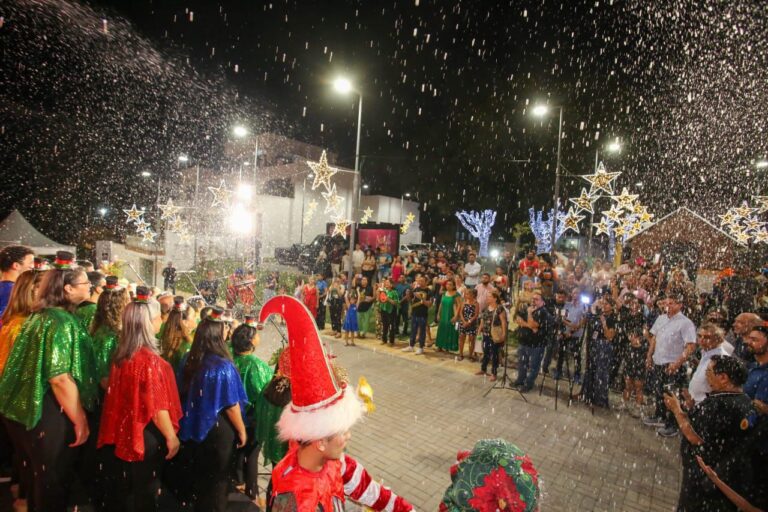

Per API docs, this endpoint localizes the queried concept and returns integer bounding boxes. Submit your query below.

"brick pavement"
[254,324,682,512]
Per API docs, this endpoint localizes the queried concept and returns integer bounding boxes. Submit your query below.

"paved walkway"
[253,323,682,511]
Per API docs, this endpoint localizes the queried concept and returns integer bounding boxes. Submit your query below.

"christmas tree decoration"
[158,198,182,220]
[360,206,374,224]
[123,204,144,223]
[321,184,345,214]
[134,218,151,233]
[527,207,566,254]
[306,150,339,192]
[612,187,639,210]
[456,210,497,257]
[208,180,232,208]
[593,218,612,236]
[561,207,585,233]
[568,188,597,214]
[579,162,621,195]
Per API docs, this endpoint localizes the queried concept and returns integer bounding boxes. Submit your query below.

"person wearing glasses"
[0,251,98,511]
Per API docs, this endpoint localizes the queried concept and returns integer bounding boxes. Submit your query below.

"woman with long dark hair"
[0,251,98,511]
[179,308,248,512]
[91,276,129,387]
[231,318,286,504]
[97,288,182,511]
[160,296,195,371]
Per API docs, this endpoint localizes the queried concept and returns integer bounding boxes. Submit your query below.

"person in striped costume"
[259,295,414,512]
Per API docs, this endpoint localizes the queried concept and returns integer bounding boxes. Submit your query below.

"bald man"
[728,312,763,362]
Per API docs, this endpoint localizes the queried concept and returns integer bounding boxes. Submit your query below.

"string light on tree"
[306,150,339,192]
[753,195,768,213]
[455,210,496,257]
[528,207,566,254]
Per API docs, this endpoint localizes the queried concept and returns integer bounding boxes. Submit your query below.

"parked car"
[399,243,430,258]
[297,234,346,273]
[274,243,305,265]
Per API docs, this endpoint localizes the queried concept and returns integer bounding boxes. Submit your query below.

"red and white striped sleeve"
[340,454,414,512]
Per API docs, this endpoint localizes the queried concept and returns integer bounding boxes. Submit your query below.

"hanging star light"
[208,180,233,208]
[141,229,157,243]
[561,207,585,233]
[593,218,612,236]
[734,204,756,218]
[580,161,621,195]
[308,199,319,210]
[718,211,740,227]
[753,195,768,213]
[612,187,639,210]
[613,224,627,238]
[360,207,374,224]
[168,216,186,233]
[134,218,151,233]
[743,217,766,232]
[178,231,194,244]
[307,150,339,192]
[753,229,768,244]
[158,199,182,220]
[637,208,654,225]
[603,204,624,223]
[331,218,351,238]
[321,184,345,214]
[568,188,597,214]
[732,230,752,246]
[123,204,144,223]
[405,212,416,223]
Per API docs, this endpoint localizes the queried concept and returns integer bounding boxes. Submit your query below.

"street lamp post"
[332,77,363,285]
[532,104,563,258]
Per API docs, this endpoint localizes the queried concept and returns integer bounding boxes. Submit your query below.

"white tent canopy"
[0,210,76,256]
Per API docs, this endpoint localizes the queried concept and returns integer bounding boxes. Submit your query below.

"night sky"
[1,0,767,246]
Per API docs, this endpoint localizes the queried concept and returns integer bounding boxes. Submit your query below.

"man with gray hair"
[727,312,764,362]
[684,323,733,406]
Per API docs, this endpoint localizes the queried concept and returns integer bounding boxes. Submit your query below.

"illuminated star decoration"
[753,195,768,213]
[331,217,351,238]
[401,211,417,235]
[636,207,654,225]
[561,207,585,233]
[593,218,612,236]
[744,217,766,232]
[321,184,345,214]
[603,204,624,223]
[123,204,144,223]
[158,199,182,220]
[360,207,374,224]
[580,162,621,195]
[303,199,319,226]
[178,231,194,244]
[568,188,597,214]
[134,218,151,233]
[307,150,339,192]
[168,216,186,233]
[141,229,157,243]
[732,230,752,246]
[734,204,756,218]
[612,187,639,211]
[405,212,416,223]
[753,229,768,244]
[208,181,232,208]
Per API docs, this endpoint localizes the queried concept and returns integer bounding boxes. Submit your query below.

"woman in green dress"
[0,251,98,511]
[160,296,196,371]
[231,317,286,504]
[91,276,129,387]
[435,278,462,352]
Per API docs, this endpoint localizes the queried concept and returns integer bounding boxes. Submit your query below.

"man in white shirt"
[352,243,365,276]
[463,252,482,288]
[642,293,697,437]
[685,323,732,406]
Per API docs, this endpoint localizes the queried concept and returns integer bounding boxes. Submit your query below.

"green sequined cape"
[75,302,97,332]
[233,353,287,464]
[91,325,119,381]
[0,308,99,429]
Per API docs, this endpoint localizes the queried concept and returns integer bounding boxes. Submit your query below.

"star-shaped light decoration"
[734,204,756,218]
[308,199,319,210]
[331,218,350,238]
[360,207,374,224]
[405,212,416,223]
[593,218,612,236]
[141,229,157,243]
[134,219,151,233]
[178,231,194,244]
[400,224,409,235]
[307,150,339,192]
[718,211,739,227]
[612,187,639,211]
[321,184,345,214]
[123,204,144,223]
[168,216,186,233]
[613,224,627,238]
[603,204,624,223]
[637,208,654,225]
[158,199,182,220]
[732,230,752,246]
[753,195,768,214]
[208,181,232,208]
[580,162,621,195]
[568,188,597,214]
[743,217,766,232]
[561,207,585,234]
[753,229,768,244]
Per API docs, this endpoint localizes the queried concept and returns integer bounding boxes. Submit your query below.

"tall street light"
[332,76,363,285]
[532,104,563,257]
[400,192,411,224]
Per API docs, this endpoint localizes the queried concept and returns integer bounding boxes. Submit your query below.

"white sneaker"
[415,348,424,355]
[401,346,414,352]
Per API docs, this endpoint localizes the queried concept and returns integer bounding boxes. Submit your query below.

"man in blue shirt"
[315,274,328,329]
[744,325,768,509]
[0,245,35,317]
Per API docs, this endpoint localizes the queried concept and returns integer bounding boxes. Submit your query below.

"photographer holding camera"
[643,293,697,437]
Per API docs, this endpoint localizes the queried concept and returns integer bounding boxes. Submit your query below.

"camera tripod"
[538,328,587,410]
[483,340,528,403]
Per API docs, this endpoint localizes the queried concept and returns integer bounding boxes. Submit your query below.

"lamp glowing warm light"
[178,155,189,163]
[228,203,254,234]
[333,77,353,94]
[236,183,253,203]
[531,105,549,117]
[489,249,500,259]
[141,171,151,177]
[98,208,108,217]
[233,125,249,138]
[756,159,768,169]
[607,140,622,153]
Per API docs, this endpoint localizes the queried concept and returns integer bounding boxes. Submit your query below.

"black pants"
[6,392,79,512]
[191,416,237,512]
[1,416,31,502]
[381,309,397,344]
[315,302,326,330]
[101,423,167,512]
[555,336,583,378]
[397,305,409,335]
[651,364,687,429]
[164,280,176,294]
[235,435,260,499]
[329,298,344,332]
[481,335,502,375]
